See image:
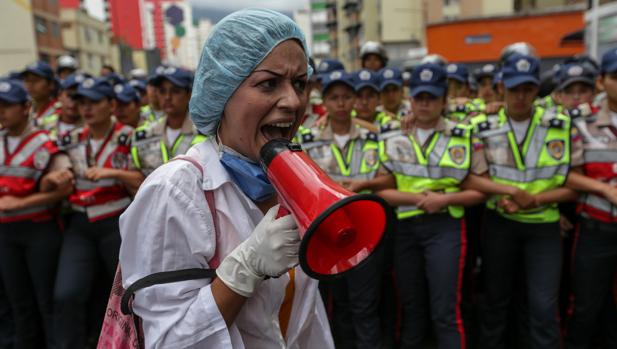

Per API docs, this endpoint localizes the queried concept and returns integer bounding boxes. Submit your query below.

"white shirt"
[58,121,77,136]
[89,138,104,154]
[333,133,350,148]
[415,128,434,146]
[119,140,333,349]
[6,136,20,153]
[509,118,531,144]
[166,127,182,146]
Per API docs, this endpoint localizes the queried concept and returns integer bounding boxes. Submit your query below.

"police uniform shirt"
[381,117,487,176]
[299,122,380,181]
[2,124,71,174]
[471,108,584,174]
[572,97,617,167]
[131,115,201,174]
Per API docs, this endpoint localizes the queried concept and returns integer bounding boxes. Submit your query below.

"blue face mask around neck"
[218,144,276,202]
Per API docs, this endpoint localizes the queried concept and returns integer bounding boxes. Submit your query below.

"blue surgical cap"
[189,8,311,135]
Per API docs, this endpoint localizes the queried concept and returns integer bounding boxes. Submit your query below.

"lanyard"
[85,122,115,167]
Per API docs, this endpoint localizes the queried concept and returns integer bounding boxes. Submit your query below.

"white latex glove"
[216,204,300,297]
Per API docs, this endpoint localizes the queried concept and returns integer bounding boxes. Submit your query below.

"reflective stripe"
[379,129,403,140]
[10,132,49,166]
[430,134,449,166]
[584,194,614,214]
[75,178,118,190]
[489,164,568,182]
[97,138,119,167]
[0,204,49,219]
[132,136,160,147]
[477,126,509,139]
[302,141,328,150]
[348,141,365,177]
[0,166,42,179]
[584,149,617,163]
[389,161,468,180]
[525,125,548,166]
[172,136,193,157]
[398,205,419,214]
[0,137,5,164]
[72,197,131,219]
[329,173,374,182]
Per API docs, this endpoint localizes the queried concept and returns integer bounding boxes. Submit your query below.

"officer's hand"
[0,196,24,212]
[559,214,573,238]
[45,169,74,187]
[340,179,363,193]
[510,188,536,210]
[313,115,329,129]
[85,167,115,181]
[417,191,449,214]
[216,204,300,298]
[485,101,505,114]
[400,114,416,132]
[604,186,617,206]
[498,197,520,214]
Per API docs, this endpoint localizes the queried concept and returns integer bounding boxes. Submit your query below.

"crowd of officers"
[0,40,616,349]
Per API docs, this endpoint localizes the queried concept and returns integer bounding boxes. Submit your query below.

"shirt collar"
[320,119,362,141]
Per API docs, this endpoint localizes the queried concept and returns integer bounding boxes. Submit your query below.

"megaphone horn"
[260,138,393,280]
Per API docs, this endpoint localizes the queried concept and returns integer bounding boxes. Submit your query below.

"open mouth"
[261,121,294,141]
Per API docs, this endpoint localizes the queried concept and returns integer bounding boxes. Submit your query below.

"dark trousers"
[565,217,617,349]
[480,211,562,349]
[0,220,62,349]
[394,213,467,349]
[330,243,385,349]
[53,213,121,349]
[0,275,14,349]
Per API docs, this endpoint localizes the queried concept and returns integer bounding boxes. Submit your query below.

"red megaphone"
[260,138,393,280]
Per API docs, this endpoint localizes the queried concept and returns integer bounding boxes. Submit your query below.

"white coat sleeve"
[119,161,235,349]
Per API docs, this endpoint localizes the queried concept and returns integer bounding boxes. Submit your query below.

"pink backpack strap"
[172,156,220,268]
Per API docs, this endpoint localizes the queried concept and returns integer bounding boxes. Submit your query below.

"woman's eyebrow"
[252,69,308,78]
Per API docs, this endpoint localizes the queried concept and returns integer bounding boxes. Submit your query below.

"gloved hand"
[216,204,300,297]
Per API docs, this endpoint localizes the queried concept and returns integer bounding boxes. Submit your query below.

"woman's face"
[219,40,308,162]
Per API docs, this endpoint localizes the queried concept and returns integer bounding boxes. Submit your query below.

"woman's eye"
[293,79,307,91]
[259,79,277,90]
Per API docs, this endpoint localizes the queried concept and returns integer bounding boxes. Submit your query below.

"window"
[84,27,91,43]
[35,16,47,34]
[465,34,492,44]
[51,22,61,38]
[98,30,103,44]
[87,53,93,69]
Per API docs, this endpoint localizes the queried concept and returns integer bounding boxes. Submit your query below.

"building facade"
[0,0,38,75]
[32,0,65,67]
[60,7,111,75]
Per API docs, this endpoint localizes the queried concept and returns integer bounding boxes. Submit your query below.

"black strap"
[121,268,216,315]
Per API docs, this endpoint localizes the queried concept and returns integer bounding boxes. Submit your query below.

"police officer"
[140,67,166,123]
[555,63,597,113]
[131,67,205,177]
[378,67,411,118]
[35,73,87,141]
[475,64,499,105]
[112,82,142,128]
[0,79,72,348]
[129,78,148,107]
[564,48,617,349]
[56,55,79,80]
[299,70,383,349]
[467,54,581,349]
[20,61,60,122]
[360,41,388,71]
[446,63,484,123]
[53,78,144,348]
[375,63,486,349]
[353,68,393,128]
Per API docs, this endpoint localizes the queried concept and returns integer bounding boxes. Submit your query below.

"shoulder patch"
[365,131,378,142]
[301,132,315,143]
